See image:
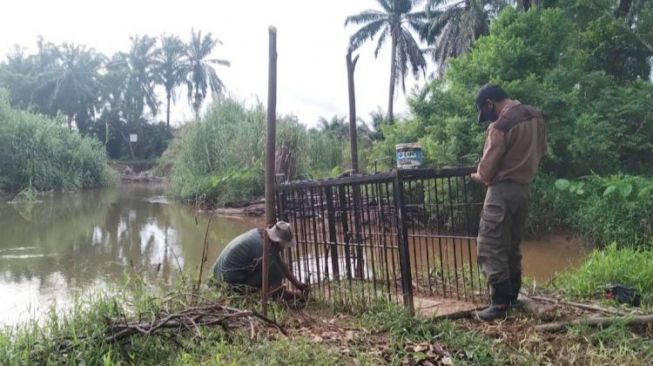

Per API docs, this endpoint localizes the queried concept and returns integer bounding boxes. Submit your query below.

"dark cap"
[475,84,508,123]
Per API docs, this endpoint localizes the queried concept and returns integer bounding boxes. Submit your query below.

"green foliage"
[531,175,653,246]
[169,98,265,203]
[0,30,228,161]
[168,98,345,203]
[557,243,653,307]
[371,7,653,177]
[168,96,373,204]
[0,92,114,193]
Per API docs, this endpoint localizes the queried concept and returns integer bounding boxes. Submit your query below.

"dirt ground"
[272,292,653,365]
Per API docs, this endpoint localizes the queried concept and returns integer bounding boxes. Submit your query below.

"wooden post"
[346,48,360,173]
[347,48,364,278]
[262,26,278,315]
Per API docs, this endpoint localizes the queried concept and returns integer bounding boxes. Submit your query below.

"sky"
[0,0,428,127]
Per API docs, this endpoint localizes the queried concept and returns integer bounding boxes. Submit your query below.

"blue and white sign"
[396,143,423,169]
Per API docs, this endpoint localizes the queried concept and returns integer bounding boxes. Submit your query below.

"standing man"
[212,221,309,301]
[471,84,547,321]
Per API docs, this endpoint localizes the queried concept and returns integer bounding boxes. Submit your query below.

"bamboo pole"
[262,26,278,315]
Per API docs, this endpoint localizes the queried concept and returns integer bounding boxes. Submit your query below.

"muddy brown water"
[0,184,589,326]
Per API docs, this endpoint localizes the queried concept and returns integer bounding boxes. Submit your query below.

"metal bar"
[297,190,311,288]
[352,184,365,279]
[325,186,340,281]
[363,183,379,300]
[447,177,461,300]
[276,167,477,192]
[345,185,364,301]
[338,185,354,299]
[423,179,434,294]
[394,173,414,314]
[462,176,476,301]
[316,188,332,299]
[383,181,400,302]
[308,187,323,291]
[433,176,448,297]
[375,183,392,301]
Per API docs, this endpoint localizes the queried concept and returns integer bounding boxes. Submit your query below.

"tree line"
[0,30,228,159]
[346,0,651,122]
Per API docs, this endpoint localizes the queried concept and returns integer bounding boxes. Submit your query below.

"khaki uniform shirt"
[476,101,547,185]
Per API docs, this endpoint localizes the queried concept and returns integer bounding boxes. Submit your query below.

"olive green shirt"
[212,228,284,289]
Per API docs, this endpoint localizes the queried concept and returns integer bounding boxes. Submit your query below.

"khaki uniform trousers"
[477,181,530,285]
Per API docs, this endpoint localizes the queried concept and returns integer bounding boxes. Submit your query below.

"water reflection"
[0,184,259,326]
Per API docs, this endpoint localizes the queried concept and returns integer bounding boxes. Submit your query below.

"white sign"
[129,134,138,142]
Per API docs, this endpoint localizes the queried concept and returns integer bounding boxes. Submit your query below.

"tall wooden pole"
[346,48,360,173]
[347,48,364,277]
[262,26,277,315]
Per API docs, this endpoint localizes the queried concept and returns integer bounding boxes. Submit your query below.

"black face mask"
[479,104,499,124]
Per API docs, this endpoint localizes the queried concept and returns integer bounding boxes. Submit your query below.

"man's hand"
[470,172,484,184]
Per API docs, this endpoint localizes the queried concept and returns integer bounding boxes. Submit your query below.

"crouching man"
[212,221,309,301]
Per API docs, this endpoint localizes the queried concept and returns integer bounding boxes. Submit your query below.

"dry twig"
[530,295,628,316]
[105,301,288,343]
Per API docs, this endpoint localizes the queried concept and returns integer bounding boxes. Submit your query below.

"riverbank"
[1,268,651,366]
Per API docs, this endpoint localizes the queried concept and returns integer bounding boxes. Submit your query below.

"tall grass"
[0,92,113,193]
[169,98,266,203]
[0,278,351,366]
[168,98,351,204]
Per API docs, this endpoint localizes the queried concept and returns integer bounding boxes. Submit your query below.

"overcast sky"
[0,0,428,127]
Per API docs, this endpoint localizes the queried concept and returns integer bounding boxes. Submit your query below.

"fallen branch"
[536,314,653,332]
[431,306,487,320]
[530,295,627,316]
[519,295,556,321]
[105,301,288,343]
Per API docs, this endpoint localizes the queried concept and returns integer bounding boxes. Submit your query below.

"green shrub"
[0,92,113,193]
[168,98,339,204]
[169,98,266,203]
[537,175,653,247]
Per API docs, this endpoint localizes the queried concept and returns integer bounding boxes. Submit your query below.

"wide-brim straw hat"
[265,221,297,248]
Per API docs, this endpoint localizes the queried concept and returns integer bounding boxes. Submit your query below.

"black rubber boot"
[509,272,522,306]
[477,281,511,321]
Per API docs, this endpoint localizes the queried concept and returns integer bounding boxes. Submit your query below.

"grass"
[555,243,653,307]
[4,242,653,365]
[356,301,505,365]
[0,91,114,194]
[166,97,354,205]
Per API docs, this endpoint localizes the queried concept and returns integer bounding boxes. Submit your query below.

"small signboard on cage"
[396,143,423,169]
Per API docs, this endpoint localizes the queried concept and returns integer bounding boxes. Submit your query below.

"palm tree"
[346,0,427,123]
[35,43,104,132]
[420,0,505,75]
[156,35,187,128]
[317,115,349,140]
[121,35,160,124]
[185,30,230,120]
[0,46,41,111]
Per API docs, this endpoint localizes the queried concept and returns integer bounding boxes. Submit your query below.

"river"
[0,183,589,326]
